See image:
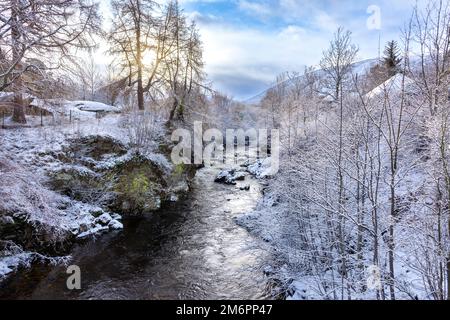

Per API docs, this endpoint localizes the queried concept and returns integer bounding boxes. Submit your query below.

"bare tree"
[69,49,101,100]
[107,0,204,119]
[0,0,101,123]
[108,0,159,111]
[410,0,450,116]
[320,27,359,103]
[320,27,358,299]
[163,1,205,122]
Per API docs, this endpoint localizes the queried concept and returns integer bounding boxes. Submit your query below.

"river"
[0,158,271,300]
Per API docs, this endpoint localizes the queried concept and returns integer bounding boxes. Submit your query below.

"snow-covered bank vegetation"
[0,108,200,279]
[242,1,450,300]
[2,0,449,302]
[0,0,209,282]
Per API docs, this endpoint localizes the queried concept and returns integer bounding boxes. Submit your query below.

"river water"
[0,159,271,300]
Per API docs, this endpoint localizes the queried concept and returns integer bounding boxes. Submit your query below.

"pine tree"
[383,40,402,77]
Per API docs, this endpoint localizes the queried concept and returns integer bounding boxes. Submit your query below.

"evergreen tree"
[383,40,402,77]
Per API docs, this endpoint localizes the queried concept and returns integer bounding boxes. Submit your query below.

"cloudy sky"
[99,0,427,100]
[173,0,427,100]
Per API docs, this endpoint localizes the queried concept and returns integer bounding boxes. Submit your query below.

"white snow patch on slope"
[366,74,415,99]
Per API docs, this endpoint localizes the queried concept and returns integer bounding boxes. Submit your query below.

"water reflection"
[0,157,270,300]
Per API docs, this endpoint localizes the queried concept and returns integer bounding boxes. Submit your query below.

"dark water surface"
[0,163,271,300]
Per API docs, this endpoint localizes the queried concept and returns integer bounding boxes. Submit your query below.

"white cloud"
[196,21,332,99]
[238,0,272,20]
[313,11,339,32]
[179,0,224,3]
[187,11,220,24]
[185,0,432,99]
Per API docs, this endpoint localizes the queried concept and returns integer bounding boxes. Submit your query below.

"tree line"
[0,0,205,124]
[258,0,450,300]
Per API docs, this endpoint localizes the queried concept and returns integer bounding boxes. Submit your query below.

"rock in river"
[214,169,248,185]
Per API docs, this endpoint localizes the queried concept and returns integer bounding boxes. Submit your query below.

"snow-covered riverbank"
[0,104,195,281]
[0,147,271,299]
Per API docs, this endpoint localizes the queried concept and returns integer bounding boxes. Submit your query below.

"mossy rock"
[66,135,128,163]
[167,163,196,197]
[47,135,198,216]
[48,168,108,203]
[111,157,166,214]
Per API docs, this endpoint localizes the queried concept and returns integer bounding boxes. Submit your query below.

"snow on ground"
[0,155,124,244]
[66,101,121,113]
[0,251,34,280]
[238,151,435,300]
[0,102,160,280]
[235,164,279,243]
[366,73,415,99]
[0,92,13,101]
[0,241,71,280]
[247,157,276,178]
[16,96,121,118]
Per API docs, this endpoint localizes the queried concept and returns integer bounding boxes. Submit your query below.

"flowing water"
[0,159,271,300]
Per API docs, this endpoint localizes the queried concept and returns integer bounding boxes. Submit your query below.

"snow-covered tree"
[0,0,101,123]
[107,0,204,118]
[383,40,402,77]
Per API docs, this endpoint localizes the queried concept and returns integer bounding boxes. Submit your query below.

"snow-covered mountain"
[243,58,379,105]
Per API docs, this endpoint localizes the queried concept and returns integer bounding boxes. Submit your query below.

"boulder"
[108,219,123,230]
[233,172,247,181]
[215,170,248,185]
[66,135,128,163]
[215,170,237,185]
[240,184,251,191]
[49,136,197,216]
[96,213,112,226]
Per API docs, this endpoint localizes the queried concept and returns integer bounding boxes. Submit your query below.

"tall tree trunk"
[12,89,25,123]
[356,144,367,285]
[388,159,396,300]
[435,181,444,299]
[439,116,450,300]
[337,82,349,300]
[137,65,144,110]
[11,0,26,123]
[135,1,144,111]
[169,96,178,121]
[447,225,450,300]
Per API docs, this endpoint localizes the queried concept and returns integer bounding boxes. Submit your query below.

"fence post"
[2,110,4,129]
[40,109,43,126]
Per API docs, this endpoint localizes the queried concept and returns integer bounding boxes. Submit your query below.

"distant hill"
[243,58,379,105]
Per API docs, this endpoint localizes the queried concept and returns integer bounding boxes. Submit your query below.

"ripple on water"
[0,155,271,300]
